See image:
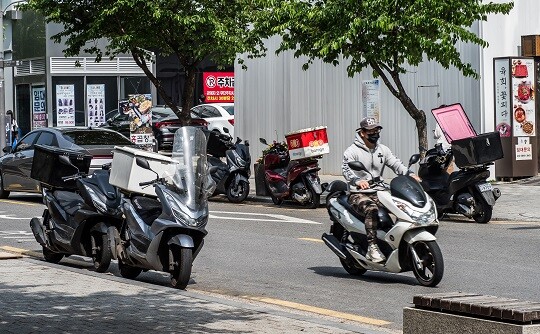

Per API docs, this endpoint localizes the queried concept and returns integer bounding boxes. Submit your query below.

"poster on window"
[362,79,381,121]
[202,72,234,103]
[119,94,153,150]
[32,87,47,128]
[86,84,106,127]
[511,58,536,137]
[56,85,75,127]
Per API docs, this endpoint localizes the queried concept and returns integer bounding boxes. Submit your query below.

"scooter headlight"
[87,186,118,216]
[235,156,247,167]
[393,198,437,226]
[164,193,207,227]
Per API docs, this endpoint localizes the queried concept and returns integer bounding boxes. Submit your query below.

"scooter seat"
[132,196,162,226]
[53,190,84,216]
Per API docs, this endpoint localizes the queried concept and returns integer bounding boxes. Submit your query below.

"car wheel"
[0,172,10,199]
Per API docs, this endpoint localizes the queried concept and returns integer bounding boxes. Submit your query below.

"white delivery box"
[109,146,177,197]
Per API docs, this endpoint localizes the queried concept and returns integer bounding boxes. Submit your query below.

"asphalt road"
[1,193,539,331]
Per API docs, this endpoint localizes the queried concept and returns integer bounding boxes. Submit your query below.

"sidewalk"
[245,174,540,223]
[0,252,397,334]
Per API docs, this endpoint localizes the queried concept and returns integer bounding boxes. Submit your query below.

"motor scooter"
[322,155,444,287]
[113,126,215,289]
[258,138,324,208]
[418,143,501,223]
[29,147,121,272]
[206,129,251,203]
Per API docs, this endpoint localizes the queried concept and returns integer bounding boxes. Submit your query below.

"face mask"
[367,133,380,144]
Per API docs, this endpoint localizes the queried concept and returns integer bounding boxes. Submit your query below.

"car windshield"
[62,129,133,145]
[222,105,234,115]
[152,107,178,119]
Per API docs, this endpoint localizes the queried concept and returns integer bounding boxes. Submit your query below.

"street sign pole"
[0,10,6,152]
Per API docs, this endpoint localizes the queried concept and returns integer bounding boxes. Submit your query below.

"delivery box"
[285,126,329,160]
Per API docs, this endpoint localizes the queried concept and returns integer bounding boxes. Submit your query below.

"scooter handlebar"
[139,180,155,187]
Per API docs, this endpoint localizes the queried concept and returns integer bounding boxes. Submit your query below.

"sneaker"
[366,244,386,263]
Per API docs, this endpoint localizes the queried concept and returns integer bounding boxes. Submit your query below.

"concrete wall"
[235,30,482,175]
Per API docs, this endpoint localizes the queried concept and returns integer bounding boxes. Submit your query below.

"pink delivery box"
[285,126,329,160]
[431,104,503,168]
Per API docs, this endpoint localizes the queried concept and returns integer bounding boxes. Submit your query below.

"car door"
[2,131,40,191]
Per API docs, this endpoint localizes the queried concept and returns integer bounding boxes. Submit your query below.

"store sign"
[494,59,511,137]
[56,85,75,127]
[87,84,106,127]
[32,87,46,128]
[119,94,154,150]
[203,72,234,103]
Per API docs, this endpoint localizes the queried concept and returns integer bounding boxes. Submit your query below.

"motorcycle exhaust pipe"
[322,233,347,259]
[493,187,501,200]
[30,217,46,246]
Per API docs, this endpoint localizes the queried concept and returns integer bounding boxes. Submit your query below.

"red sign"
[203,72,234,103]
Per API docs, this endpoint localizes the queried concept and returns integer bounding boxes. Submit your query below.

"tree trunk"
[180,65,197,126]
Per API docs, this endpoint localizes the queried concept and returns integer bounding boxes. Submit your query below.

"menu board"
[511,58,535,137]
[56,85,75,127]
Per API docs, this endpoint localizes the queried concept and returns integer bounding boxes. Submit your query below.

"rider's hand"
[410,173,422,182]
[356,180,370,190]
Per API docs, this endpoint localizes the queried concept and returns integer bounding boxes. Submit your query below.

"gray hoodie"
[342,134,409,193]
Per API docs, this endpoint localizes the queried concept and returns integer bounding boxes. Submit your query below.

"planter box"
[109,146,177,197]
[285,126,329,160]
[254,163,268,196]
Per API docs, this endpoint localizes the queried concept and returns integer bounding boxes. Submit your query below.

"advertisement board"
[32,87,47,129]
[87,84,106,127]
[362,79,381,121]
[56,85,75,127]
[203,72,234,103]
[119,94,153,150]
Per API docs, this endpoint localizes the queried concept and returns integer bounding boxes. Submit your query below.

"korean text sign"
[203,72,234,103]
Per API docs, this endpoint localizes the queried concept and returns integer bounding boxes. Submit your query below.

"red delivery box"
[285,126,329,160]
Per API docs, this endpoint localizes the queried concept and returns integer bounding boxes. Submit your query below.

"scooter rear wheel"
[473,201,493,224]
[170,247,193,290]
[305,189,320,209]
[118,259,142,279]
[411,241,444,287]
[42,246,63,263]
[340,258,367,276]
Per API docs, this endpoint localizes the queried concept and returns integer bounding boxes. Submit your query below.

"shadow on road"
[308,266,419,286]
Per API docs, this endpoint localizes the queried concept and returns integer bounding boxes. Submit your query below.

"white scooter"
[322,155,444,287]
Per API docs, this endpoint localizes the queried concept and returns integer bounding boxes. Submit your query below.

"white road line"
[210,211,321,225]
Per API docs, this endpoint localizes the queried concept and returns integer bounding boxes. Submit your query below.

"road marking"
[210,211,321,225]
[244,296,391,326]
[0,211,32,220]
[298,237,324,243]
[0,199,39,206]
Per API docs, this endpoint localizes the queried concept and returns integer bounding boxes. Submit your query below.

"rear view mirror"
[136,157,151,170]
[408,154,421,167]
[223,127,230,134]
[348,161,367,172]
[259,138,268,145]
[2,146,12,154]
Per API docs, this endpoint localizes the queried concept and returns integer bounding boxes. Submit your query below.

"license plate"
[478,183,493,192]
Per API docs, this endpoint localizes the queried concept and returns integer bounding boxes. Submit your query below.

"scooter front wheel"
[91,230,112,273]
[227,180,250,203]
[170,247,193,290]
[473,201,493,224]
[411,241,444,287]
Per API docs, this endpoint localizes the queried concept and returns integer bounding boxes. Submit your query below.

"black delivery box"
[432,104,503,168]
[31,144,92,189]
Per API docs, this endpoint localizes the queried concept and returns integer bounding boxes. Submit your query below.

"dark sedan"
[101,106,208,151]
[0,127,134,198]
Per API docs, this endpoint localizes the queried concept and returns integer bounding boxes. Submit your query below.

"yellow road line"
[298,237,324,243]
[0,245,41,257]
[0,199,39,206]
[244,296,391,326]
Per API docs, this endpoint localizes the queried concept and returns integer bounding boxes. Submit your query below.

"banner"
[494,59,511,137]
[87,84,106,127]
[203,72,234,103]
[119,94,153,150]
[362,79,381,121]
[32,87,47,128]
[56,85,75,127]
[511,58,535,137]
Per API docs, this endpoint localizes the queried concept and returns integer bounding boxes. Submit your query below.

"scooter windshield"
[168,126,215,210]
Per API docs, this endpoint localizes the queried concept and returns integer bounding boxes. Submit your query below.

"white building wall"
[236,30,482,175]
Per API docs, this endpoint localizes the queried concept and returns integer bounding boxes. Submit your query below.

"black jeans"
[348,192,381,244]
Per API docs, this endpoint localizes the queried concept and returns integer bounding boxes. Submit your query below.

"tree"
[250,0,514,152]
[21,0,265,124]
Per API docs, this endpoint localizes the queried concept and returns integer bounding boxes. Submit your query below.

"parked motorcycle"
[29,146,121,272]
[258,138,324,208]
[206,129,251,203]
[113,126,214,289]
[418,143,501,223]
[322,155,444,287]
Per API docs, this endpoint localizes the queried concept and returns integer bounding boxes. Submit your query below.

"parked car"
[0,127,135,198]
[190,103,234,137]
[101,105,208,151]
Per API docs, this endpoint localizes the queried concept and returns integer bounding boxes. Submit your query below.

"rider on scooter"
[342,117,421,263]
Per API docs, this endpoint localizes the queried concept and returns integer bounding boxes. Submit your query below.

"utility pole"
[0,8,6,151]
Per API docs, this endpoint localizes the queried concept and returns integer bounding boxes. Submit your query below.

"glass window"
[16,131,40,151]
[202,106,220,118]
[61,129,133,146]
[35,131,56,146]
[222,105,234,115]
[191,106,202,118]
[120,76,151,100]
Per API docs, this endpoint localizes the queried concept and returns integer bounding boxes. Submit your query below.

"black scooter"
[113,126,214,289]
[207,129,251,203]
[418,143,501,223]
[30,155,121,272]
